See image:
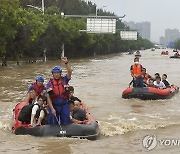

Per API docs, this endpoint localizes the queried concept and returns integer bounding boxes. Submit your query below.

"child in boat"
[153,76,166,89]
[30,95,48,127]
[162,74,170,87]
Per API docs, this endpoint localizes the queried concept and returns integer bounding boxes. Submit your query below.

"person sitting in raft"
[18,88,38,123]
[30,95,48,127]
[69,100,84,124]
[130,57,144,87]
[142,68,151,81]
[152,72,160,81]
[153,76,166,89]
[25,75,45,104]
[40,87,48,106]
[148,78,155,87]
[69,100,90,124]
[174,52,180,57]
[143,78,148,87]
[141,68,152,86]
[69,86,87,110]
[162,74,170,88]
[25,87,37,104]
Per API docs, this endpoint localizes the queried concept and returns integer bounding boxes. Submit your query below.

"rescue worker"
[141,68,151,85]
[46,57,72,125]
[130,57,143,87]
[25,75,45,104]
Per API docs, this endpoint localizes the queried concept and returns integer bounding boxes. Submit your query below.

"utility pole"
[42,0,44,14]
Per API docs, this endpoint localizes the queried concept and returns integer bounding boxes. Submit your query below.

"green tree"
[0,0,47,66]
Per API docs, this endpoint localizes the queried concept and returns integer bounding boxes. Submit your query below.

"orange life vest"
[142,73,150,81]
[49,78,69,100]
[31,82,44,96]
[145,73,150,81]
[131,64,142,76]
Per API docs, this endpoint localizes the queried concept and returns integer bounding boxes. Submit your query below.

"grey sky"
[90,0,180,42]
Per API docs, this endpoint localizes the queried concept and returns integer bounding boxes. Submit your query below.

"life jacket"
[131,64,142,76]
[142,73,150,81]
[31,82,44,96]
[145,73,150,81]
[49,78,69,100]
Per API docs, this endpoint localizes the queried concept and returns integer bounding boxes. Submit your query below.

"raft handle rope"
[54,115,66,136]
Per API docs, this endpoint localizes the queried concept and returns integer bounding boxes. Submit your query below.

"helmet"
[35,75,44,82]
[51,66,62,73]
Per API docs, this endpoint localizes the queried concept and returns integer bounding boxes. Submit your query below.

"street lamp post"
[60,13,65,57]
[96,7,98,16]
[42,0,44,15]
[62,43,65,57]
[96,5,106,16]
[27,0,44,14]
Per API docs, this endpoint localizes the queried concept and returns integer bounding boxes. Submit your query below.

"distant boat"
[170,51,180,59]
[161,51,169,55]
[126,49,134,55]
[135,51,141,57]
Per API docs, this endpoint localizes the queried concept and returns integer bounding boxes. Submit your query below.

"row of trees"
[0,0,153,66]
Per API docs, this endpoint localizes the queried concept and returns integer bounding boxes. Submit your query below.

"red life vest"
[49,78,69,100]
[131,64,142,76]
[31,82,44,96]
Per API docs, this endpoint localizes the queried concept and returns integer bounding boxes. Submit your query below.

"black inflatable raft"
[13,102,100,140]
[14,122,100,140]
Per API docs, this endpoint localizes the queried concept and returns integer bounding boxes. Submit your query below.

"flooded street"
[0,49,180,153]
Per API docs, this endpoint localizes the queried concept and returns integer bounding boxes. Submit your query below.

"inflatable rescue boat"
[13,102,100,140]
[122,85,179,100]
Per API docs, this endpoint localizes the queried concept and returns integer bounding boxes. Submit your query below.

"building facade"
[124,21,151,40]
[159,28,180,47]
[159,36,166,47]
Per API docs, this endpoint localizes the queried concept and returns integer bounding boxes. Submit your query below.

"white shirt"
[31,102,39,115]
[153,81,166,88]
